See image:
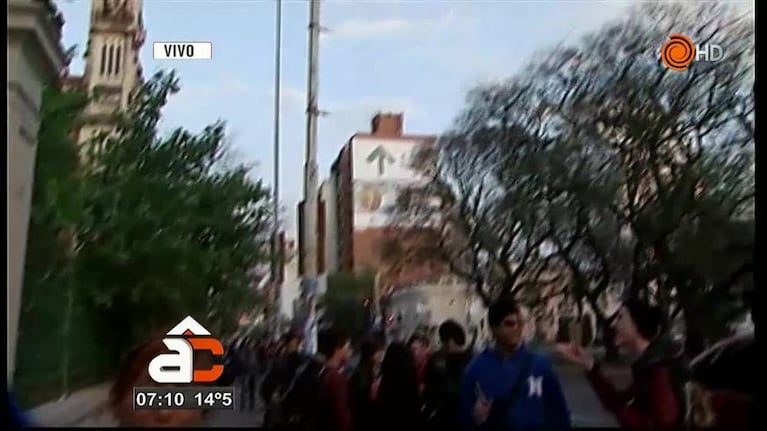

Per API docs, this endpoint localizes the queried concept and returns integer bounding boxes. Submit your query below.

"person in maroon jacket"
[558,298,687,429]
[408,331,431,394]
[317,327,354,431]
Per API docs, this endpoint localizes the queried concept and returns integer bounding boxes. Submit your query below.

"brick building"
[298,113,444,290]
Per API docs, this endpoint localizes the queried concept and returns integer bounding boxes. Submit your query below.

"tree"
[385,86,566,306]
[74,70,272,339]
[524,2,752,350]
[526,1,754,352]
[16,85,96,403]
[16,70,272,405]
[320,271,376,340]
[386,2,754,353]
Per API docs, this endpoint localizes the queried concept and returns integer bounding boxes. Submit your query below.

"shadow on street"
[203,375,264,428]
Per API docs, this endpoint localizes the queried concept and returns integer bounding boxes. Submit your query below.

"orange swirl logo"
[661,34,696,71]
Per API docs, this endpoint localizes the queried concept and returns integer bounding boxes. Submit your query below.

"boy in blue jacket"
[460,297,571,430]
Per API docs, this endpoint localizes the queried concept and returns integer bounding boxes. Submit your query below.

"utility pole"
[301,0,322,354]
[270,0,283,335]
[303,0,320,277]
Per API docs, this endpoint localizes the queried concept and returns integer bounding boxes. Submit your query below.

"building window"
[107,45,114,75]
[114,46,122,75]
[100,44,107,75]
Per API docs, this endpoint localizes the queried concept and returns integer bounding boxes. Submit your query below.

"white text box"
[153,42,212,60]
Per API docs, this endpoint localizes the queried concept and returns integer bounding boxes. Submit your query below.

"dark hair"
[317,326,350,357]
[281,327,303,344]
[622,298,664,340]
[110,339,167,408]
[407,331,430,347]
[438,319,466,346]
[109,335,208,426]
[488,296,522,327]
[381,342,418,383]
[359,335,385,363]
[378,342,420,414]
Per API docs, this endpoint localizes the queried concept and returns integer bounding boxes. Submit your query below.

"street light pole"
[270,0,283,334]
[301,0,322,354]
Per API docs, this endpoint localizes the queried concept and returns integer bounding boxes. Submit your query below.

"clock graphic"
[356,185,383,212]
[133,386,235,410]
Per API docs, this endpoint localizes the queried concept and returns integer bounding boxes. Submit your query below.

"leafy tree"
[526,1,754,353]
[385,102,566,306]
[73,70,272,341]
[16,71,272,405]
[386,2,754,353]
[16,85,98,404]
[320,271,375,340]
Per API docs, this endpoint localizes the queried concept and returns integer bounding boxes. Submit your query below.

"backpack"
[423,352,472,425]
[264,357,328,430]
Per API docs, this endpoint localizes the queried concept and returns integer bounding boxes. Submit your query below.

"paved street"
[554,363,622,427]
[204,404,264,428]
[203,376,264,428]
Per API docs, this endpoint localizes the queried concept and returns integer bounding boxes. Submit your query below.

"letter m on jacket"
[528,376,543,397]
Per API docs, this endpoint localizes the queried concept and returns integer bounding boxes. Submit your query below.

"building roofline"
[330,138,353,174]
[350,132,437,142]
[61,76,81,83]
[329,129,437,177]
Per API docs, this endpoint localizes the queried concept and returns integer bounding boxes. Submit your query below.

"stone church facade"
[62,0,145,146]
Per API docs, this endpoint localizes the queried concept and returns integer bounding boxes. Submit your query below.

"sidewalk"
[29,382,114,427]
[27,376,266,428]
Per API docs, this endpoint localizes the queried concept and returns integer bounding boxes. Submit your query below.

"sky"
[54,0,751,234]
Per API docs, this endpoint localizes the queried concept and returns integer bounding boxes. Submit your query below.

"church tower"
[75,0,146,144]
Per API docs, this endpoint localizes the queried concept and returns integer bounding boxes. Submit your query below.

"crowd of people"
[246,296,755,430]
[6,295,754,429]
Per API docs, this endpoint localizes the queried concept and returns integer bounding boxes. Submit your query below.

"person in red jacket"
[317,327,354,431]
[558,298,687,429]
[687,332,755,429]
[408,331,431,394]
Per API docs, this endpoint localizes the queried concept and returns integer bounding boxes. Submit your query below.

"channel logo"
[147,316,224,384]
[660,33,723,72]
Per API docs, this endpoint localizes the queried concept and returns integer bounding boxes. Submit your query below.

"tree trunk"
[474,280,492,307]
[61,280,75,395]
[583,292,620,362]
